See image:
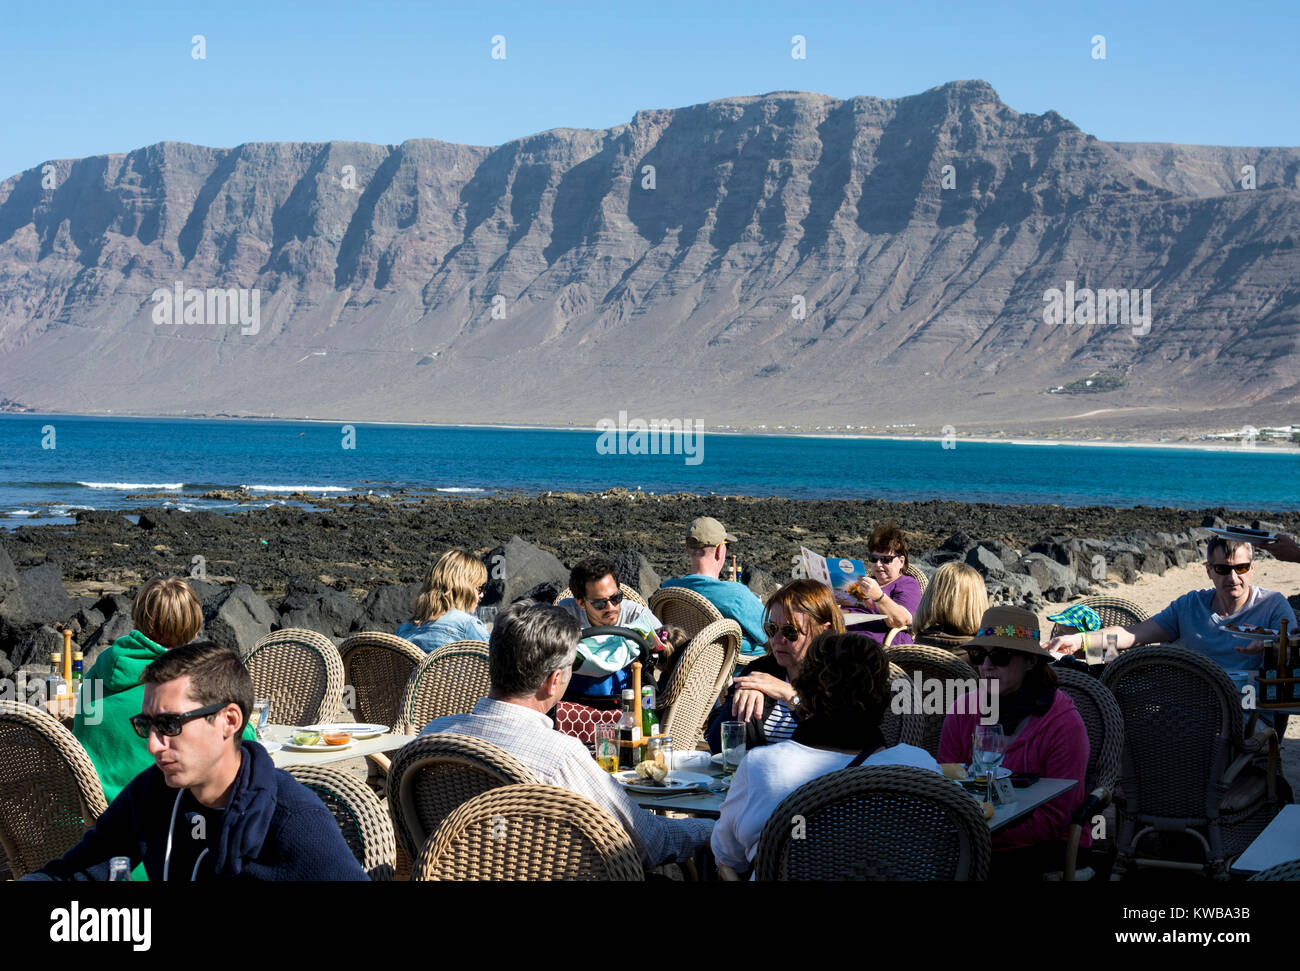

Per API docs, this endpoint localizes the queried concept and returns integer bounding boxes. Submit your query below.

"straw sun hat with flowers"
[963,605,1053,659]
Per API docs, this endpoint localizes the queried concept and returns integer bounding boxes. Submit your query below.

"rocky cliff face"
[1,80,1298,435]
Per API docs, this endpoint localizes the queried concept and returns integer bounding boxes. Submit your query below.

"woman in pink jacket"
[938,605,1091,880]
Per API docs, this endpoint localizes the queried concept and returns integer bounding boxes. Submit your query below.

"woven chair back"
[753,765,991,880]
[1100,644,1242,819]
[244,628,345,725]
[386,732,536,860]
[394,640,490,734]
[1049,596,1148,638]
[649,586,723,644]
[1055,667,1124,796]
[884,644,980,758]
[658,618,741,751]
[412,784,643,880]
[287,764,397,880]
[339,631,425,726]
[0,701,109,878]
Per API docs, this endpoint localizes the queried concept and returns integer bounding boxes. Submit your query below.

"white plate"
[303,722,388,739]
[615,770,714,794]
[282,738,355,753]
[259,740,283,754]
[1208,527,1275,544]
[1218,624,1280,641]
[968,765,1011,781]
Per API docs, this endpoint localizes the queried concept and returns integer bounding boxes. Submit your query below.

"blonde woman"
[397,550,489,652]
[910,561,989,656]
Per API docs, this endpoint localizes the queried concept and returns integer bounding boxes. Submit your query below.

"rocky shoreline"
[2,490,1298,679]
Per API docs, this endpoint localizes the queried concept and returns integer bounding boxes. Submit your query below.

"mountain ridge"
[1,80,1298,438]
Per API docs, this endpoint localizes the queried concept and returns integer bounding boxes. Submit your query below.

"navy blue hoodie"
[24,740,368,881]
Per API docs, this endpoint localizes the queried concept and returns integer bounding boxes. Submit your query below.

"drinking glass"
[721,721,746,782]
[973,725,1006,804]
[647,734,674,781]
[593,724,619,774]
[252,699,271,740]
[1084,638,1105,672]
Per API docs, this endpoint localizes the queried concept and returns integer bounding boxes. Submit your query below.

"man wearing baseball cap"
[660,517,767,656]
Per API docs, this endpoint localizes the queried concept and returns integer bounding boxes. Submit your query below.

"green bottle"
[641,684,659,742]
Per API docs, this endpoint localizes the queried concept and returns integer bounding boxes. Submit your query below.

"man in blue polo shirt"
[661,517,767,657]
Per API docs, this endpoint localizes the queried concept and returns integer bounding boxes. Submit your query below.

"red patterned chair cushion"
[554,702,622,745]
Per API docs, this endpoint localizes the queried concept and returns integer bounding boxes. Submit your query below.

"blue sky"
[2,0,1296,179]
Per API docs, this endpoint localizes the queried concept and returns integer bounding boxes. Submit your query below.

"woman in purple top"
[855,520,922,644]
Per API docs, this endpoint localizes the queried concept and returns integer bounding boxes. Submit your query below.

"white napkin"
[670,749,715,772]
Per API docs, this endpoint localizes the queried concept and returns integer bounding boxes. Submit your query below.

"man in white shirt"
[421,601,711,868]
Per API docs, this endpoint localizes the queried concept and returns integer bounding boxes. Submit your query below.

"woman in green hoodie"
[74,577,256,805]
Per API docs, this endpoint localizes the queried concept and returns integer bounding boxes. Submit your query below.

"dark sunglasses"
[969,647,1017,667]
[867,553,899,564]
[1209,562,1251,576]
[129,702,231,739]
[582,591,623,610]
[764,622,804,642]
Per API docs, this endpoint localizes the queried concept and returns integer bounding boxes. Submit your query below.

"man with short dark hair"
[661,517,767,656]
[422,601,712,867]
[558,556,666,705]
[24,642,366,881]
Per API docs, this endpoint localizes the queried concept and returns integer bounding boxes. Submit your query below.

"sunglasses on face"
[867,553,899,564]
[969,647,1017,667]
[582,591,623,610]
[130,702,231,739]
[764,622,804,642]
[1209,562,1251,576]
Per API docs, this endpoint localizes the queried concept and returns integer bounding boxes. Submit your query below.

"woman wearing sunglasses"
[1043,537,1297,676]
[852,520,922,645]
[939,605,1091,880]
[705,579,844,752]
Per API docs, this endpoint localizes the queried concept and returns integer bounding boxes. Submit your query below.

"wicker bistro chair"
[1248,858,1300,881]
[338,631,425,726]
[751,765,991,880]
[1100,645,1282,879]
[1052,668,1125,880]
[903,562,929,594]
[392,640,490,735]
[883,645,980,759]
[386,732,537,863]
[287,764,397,881]
[658,618,742,752]
[0,701,109,879]
[1049,596,1148,639]
[648,586,724,644]
[412,784,644,881]
[879,662,927,750]
[244,628,346,726]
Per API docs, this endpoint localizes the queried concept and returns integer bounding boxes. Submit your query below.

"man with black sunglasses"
[1044,538,1297,677]
[557,556,667,707]
[24,642,366,881]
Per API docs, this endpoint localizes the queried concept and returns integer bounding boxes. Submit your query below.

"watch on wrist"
[789,693,801,708]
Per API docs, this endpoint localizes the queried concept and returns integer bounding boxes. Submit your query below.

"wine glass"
[973,725,1006,804]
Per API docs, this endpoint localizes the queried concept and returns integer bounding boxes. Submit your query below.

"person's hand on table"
[1043,633,1083,658]
[1260,534,1300,563]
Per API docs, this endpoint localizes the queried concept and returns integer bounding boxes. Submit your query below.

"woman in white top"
[711,631,942,874]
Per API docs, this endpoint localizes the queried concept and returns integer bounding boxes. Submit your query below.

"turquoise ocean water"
[2,413,1298,526]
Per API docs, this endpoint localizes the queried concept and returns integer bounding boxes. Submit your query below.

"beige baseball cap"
[686,517,737,548]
